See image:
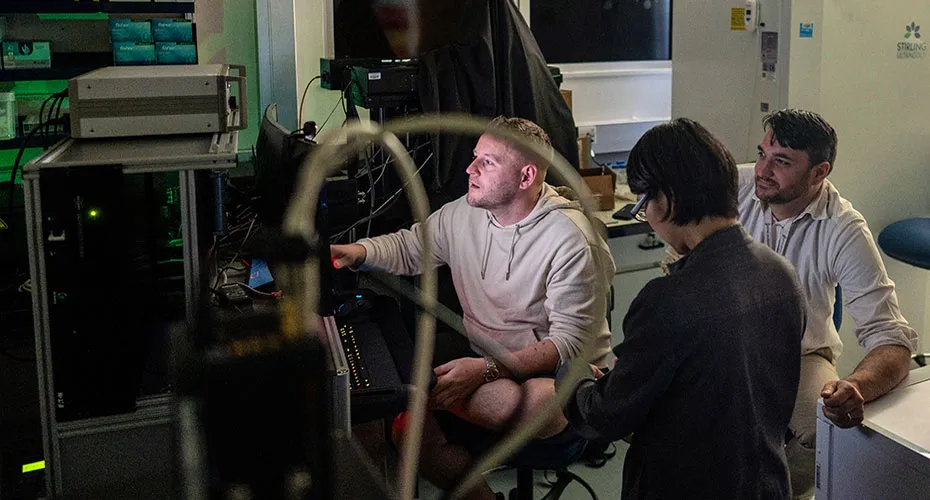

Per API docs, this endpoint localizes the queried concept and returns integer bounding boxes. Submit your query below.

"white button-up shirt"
[738,171,919,361]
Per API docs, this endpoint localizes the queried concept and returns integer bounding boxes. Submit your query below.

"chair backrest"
[833,285,842,331]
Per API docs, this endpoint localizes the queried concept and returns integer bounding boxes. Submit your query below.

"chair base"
[509,467,599,500]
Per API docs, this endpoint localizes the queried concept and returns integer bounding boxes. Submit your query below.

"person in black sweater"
[561,118,807,500]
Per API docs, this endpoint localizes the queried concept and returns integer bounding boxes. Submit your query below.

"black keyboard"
[335,317,403,394]
[337,322,373,390]
[332,292,438,424]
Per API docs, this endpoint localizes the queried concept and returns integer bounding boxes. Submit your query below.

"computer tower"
[38,166,191,421]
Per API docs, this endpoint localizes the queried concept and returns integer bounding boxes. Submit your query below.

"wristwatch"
[483,357,500,383]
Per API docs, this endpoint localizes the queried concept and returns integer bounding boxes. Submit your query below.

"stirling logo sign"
[898,22,927,59]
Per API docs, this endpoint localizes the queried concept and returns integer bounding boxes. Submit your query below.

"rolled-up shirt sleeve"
[832,217,919,354]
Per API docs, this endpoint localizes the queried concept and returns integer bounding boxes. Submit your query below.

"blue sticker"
[248,258,275,288]
[800,23,814,38]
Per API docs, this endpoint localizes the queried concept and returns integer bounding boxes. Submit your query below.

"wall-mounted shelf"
[0,52,112,82]
[0,2,194,15]
[0,134,67,151]
[0,68,98,82]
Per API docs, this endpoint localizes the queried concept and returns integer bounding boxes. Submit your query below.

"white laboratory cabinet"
[815,366,930,499]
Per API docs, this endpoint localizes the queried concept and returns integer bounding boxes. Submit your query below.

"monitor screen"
[329,0,478,59]
[530,0,672,63]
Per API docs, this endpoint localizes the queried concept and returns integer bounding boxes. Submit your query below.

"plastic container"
[0,92,16,140]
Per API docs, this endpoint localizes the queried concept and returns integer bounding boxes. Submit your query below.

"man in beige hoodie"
[331,116,615,500]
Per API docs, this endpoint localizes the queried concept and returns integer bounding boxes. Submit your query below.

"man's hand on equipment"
[330,243,366,270]
[428,357,486,410]
[821,379,865,428]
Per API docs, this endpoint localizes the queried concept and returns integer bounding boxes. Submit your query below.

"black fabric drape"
[417,0,579,209]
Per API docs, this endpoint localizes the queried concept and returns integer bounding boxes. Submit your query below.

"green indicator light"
[88,209,99,219]
[22,460,45,473]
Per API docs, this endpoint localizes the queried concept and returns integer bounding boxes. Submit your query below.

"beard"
[467,175,521,210]
[755,176,809,205]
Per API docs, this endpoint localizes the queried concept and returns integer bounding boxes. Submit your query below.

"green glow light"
[22,460,45,474]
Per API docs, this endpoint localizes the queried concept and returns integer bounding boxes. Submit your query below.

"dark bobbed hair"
[627,118,738,225]
[763,109,838,171]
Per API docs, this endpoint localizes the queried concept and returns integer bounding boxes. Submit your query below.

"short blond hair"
[489,116,551,149]
[487,116,553,178]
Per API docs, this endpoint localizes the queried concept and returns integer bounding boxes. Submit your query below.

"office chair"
[498,287,615,500]
[504,429,599,500]
[833,285,842,331]
[876,217,930,367]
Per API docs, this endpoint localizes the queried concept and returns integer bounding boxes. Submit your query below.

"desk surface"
[592,187,652,238]
[863,365,930,458]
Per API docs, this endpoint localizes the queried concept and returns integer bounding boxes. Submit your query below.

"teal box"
[113,42,156,65]
[155,42,197,64]
[2,41,52,69]
[109,19,153,43]
[152,19,194,42]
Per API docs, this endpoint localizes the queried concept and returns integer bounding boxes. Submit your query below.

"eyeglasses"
[631,195,649,222]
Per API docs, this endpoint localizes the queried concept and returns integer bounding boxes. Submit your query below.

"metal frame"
[23,132,237,498]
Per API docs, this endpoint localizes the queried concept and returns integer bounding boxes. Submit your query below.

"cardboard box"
[579,167,616,211]
[577,135,590,170]
[2,41,51,69]
[560,89,572,110]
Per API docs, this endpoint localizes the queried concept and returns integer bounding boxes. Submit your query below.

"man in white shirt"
[738,109,919,499]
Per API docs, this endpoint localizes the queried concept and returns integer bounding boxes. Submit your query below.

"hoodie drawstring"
[480,218,493,280]
[480,219,521,281]
[505,225,520,280]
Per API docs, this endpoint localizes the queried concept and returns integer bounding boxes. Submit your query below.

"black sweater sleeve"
[563,288,684,441]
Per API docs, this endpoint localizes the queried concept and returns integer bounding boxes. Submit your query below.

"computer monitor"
[324,0,479,59]
[531,0,672,63]
[253,104,360,315]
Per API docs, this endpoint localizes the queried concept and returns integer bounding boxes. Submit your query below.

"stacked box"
[113,42,156,66]
[109,19,153,43]
[152,19,194,42]
[155,42,197,64]
[152,18,196,65]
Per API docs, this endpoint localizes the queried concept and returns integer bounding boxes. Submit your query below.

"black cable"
[6,90,68,216]
[42,96,56,143]
[6,124,45,217]
[53,93,66,136]
[317,81,352,135]
[364,144,376,238]
[331,152,432,242]
[297,74,322,126]
[36,93,55,145]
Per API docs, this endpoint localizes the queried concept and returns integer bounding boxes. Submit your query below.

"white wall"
[556,61,671,154]
[813,0,930,375]
[294,0,347,133]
